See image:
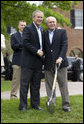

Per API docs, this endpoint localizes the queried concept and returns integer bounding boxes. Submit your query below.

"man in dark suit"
[19,10,44,111]
[44,16,70,112]
[4,52,12,80]
[72,55,81,81]
[10,20,26,99]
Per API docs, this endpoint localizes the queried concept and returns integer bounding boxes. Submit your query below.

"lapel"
[31,23,40,45]
[46,30,51,46]
[46,28,58,47]
[51,28,58,46]
[16,32,22,43]
[31,23,44,48]
[40,26,44,47]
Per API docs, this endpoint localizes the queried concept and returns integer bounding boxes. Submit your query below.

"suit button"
[51,50,53,52]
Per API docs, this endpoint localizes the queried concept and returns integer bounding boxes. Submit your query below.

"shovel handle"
[52,63,60,90]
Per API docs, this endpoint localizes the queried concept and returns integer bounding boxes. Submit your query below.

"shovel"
[46,63,60,113]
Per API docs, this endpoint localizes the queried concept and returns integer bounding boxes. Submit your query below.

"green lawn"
[1,79,45,92]
[1,80,12,92]
[1,95,83,123]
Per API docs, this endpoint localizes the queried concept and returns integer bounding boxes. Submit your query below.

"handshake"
[37,49,44,57]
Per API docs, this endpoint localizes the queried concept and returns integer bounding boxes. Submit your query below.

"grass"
[1,79,45,92]
[1,79,72,92]
[1,95,83,123]
[1,80,12,92]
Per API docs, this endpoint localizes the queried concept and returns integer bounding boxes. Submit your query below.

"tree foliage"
[1,1,80,55]
[42,1,80,10]
[1,1,80,34]
[1,1,77,35]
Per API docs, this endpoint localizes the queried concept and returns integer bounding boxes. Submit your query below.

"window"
[70,48,83,58]
[70,9,83,29]
[75,9,83,29]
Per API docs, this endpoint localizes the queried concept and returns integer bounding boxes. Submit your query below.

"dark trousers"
[19,67,42,109]
[73,70,80,81]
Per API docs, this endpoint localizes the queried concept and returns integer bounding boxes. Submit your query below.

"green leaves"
[1,1,80,34]
[42,1,80,11]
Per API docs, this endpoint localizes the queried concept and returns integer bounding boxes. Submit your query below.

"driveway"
[1,81,83,100]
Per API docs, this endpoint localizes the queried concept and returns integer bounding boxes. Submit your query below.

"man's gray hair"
[32,10,44,18]
[46,16,57,23]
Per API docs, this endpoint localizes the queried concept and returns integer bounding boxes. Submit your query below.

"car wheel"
[79,72,83,82]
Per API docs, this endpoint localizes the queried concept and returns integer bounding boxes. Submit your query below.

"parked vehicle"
[1,55,83,82]
[67,56,83,82]
[41,56,83,82]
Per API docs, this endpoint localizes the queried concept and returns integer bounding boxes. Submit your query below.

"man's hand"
[57,27,62,29]
[37,49,44,57]
[56,58,62,64]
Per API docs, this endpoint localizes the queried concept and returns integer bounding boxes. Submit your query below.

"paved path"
[1,81,83,100]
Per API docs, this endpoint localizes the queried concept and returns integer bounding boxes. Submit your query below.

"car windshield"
[67,57,75,65]
[67,57,83,65]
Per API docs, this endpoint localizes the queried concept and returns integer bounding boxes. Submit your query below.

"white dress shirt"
[48,30,63,61]
[33,22,42,50]
[19,31,23,37]
[49,30,55,44]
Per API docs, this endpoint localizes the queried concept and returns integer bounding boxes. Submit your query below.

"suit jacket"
[11,32,23,66]
[72,58,81,71]
[21,23,44,69]
[44,28,69,70]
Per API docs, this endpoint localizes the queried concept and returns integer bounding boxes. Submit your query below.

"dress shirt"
[19,31,23,37]
[48,30,55,44]
[33,22,42,50]
[48,30,63,61]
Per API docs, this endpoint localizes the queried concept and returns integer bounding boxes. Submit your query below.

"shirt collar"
[33,22,40,30]
[48,29,55,33]
[19,31,22,34]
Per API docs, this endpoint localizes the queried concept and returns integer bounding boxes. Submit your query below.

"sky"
[27,1,43,6]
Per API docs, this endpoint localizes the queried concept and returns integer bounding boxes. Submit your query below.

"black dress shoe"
[19,107,27,111]
[63,108,71,112]
[32,106,43,110]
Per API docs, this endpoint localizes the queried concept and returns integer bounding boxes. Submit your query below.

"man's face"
[18,21,26,32]
[47,18,56,31]
[33,12,43,26]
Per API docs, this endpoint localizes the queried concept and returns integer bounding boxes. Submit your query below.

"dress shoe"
[63,108,71,112]
[10,95,17,99]
[32,106,43,110]
[19,107,27,111]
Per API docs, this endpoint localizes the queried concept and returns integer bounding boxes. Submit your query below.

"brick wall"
[53,1,83,57]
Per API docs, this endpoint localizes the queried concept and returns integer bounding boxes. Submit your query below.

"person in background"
[10,20,26,99]
[4,52,10,80]
[1,34,6,73]
[44,16,71,112]
[72,54,81,81]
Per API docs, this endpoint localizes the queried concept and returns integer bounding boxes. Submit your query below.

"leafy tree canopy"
[1,1,80,35]
[1,1,80,34]
[1,1,80,55]
[42,1,80,10]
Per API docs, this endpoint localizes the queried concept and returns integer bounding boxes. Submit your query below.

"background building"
[53,1,83,58]
[7,1,83,58]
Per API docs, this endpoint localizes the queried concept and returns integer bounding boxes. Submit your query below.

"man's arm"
[59,29,68,59]
[56,29,68,64]
[22,26,43,56]
[11,34,22,51]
